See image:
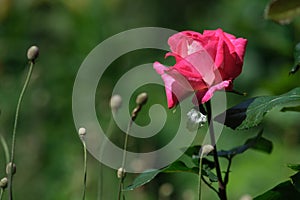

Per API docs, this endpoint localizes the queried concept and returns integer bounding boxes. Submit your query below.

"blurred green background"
[0,0,300,199]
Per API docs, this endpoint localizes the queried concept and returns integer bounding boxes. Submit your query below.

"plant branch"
[201,176,218,194]
[205,101,227,200]
[224,156,233,185]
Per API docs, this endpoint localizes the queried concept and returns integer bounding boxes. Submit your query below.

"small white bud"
[110,94,122,112]
[199,145,214,158]
[6,162,16,175]
[136,92,148,105]
[27,45,39,61]
[117,167,126,179]
[78,127,86,136]
[0,177,8,189]
[239,194,252,200]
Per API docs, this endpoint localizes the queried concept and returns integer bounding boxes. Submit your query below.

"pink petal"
[201,80,231,103]
[153,62,194,108]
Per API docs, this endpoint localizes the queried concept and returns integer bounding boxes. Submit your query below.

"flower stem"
[205,101,227,200]
[118,119,133,200]
[198,157,203,200]
[8,61,34,200]
[98,114,115,200]
[0,135,10,164]
[81,139,87,200]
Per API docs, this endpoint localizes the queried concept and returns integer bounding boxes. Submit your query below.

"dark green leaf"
[216,88,300,130]
[124,169,160,191]
[217,130,272,157]
[288,164,300,171]
[289,43,300,75]
[202,165,218,182]
[265,0,300,24]
[291,172,300,192]
[163,161,198,174]
[245,136,273,154]
[254,180,300,200]
[281,106,300,112]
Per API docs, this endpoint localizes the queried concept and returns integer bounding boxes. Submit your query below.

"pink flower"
[154,28,247,108]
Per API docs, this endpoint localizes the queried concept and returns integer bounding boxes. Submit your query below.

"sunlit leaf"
[265,0,300,24]
[124,169,160,191]
[216,87,300,130]
[288,164,300,171]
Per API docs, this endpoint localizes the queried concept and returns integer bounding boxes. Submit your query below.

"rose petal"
[201,80,231,103]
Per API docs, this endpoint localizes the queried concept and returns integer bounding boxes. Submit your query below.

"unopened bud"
[136,92,148,106]
[6,162,16,175]
[0,177,8,189]
[78,127,86,139]
[117,167,126,179]
[199,145,214,158]
[27,45,39,62]
[110,94,122,112]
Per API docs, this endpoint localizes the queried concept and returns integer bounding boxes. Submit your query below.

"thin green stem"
[0,188,3,200]
[205,101,227,200]
[8,61,34,200]
[0,135,10,164]
[81,139,87,200]
[198,157,203,200]
[118,119,133,200]
[98,114,116,200]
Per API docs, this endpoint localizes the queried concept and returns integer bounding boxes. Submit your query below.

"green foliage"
[124,159,217,191]
[288,164,300,171]
[217,87,300,130]
[217,130,273,158]
[255,172,300,200]
[265,0,300,24]
[289,43,300,75]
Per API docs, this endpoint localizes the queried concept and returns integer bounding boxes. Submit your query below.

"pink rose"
[154,28,247,108]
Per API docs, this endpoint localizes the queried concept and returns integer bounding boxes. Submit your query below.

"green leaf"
[288,164,300,171]
[245,136,273,154]
[217,130,272,158]
[124,159,218,191]
[124,169,160,191]
[254,180,300,200]
[290,43,300,75]
[291,172,300,192]
[281,106,300,112]
[265,0,300,24]
[216,87,300,130]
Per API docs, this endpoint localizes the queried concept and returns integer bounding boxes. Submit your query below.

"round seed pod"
[6,162,16,175]
[27,45,39,62]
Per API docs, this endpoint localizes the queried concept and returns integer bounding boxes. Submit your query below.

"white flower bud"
[78,127,86,136]
[136,92,148,105]
[27,45,39,61]
[110,94,122,112]
[117,167,126,179]
[0,177,8,189]
[6,162,16,175]
[199,145,214,158]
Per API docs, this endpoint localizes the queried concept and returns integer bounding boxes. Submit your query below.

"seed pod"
[27,45,39,62]
[136,92,148,106]
[117,167,126,179]
[199,145,214,158]
[0,177,8,189]
[78,127,86,136]
[6,162,16,175]
[110,94,122,112]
